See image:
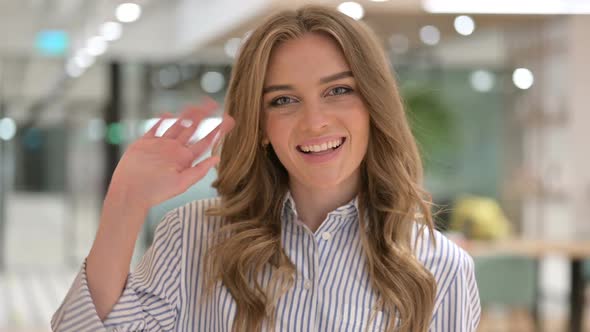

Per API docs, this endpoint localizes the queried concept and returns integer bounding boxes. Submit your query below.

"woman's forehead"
[264,33,351,85]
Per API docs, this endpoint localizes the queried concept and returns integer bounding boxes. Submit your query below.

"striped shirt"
[52,194,481,331]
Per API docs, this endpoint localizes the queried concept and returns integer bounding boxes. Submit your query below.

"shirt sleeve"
[429,252,481,331]
[51,209,184,332]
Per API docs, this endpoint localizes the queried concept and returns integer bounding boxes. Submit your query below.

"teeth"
[299,138,343,153]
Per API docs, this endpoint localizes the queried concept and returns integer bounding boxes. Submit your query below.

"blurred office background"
[0,0,589,331]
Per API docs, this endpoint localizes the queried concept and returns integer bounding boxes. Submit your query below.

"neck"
[289,171,360,233]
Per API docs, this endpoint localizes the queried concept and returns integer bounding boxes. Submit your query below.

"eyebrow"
[262,70,353,95]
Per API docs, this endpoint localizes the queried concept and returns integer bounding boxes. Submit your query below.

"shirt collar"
[281,191,360,235]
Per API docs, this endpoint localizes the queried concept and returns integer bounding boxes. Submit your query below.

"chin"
[301,173,345,189]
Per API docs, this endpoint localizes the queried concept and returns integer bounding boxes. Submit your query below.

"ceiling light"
[65,60,84,78]
[73,49,94,69]
[470,70,495,92]
[0,117,17,141]
[87,36,107,56]
[100,21,122,41]
[116,3,141,23]
[224,38,242,58]
[419,25,440,45]
[338,2,365,20]
[200,71,225,94]
[513,68,534,90]
[157,66,182,89]
[454,15,475,36]
[87,119,106,142]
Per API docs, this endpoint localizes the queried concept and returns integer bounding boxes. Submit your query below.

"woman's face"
[263,33,370,191]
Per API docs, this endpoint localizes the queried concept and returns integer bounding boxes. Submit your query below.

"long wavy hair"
[206,5,436,332]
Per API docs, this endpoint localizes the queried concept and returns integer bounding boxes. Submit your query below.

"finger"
[143,112,173,138]
[180,99,218,124]
[175,105,217,144]
[162,117,190,139]
[175,117,199,144]
[168,101,218,141]
[187,115,235,157]
[178,155,220,190]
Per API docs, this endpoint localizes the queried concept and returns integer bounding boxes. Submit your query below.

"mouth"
[296,137,346,155]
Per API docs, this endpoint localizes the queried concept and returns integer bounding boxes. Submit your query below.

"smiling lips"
[297,137,345,154]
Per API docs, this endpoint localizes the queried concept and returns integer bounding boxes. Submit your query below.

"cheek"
[265,116,291,148]
[348,114,370,162]
[348,109,371,144]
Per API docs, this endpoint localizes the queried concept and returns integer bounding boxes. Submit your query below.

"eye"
[327,86,353,96]
[270,96,297,107]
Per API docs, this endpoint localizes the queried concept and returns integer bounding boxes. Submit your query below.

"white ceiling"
[0,0,551,117]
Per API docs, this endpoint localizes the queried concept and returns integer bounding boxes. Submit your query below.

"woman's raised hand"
[87,100,233,320]
[105,99,234,215]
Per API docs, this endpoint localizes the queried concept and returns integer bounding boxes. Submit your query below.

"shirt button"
[303,279,312,290]
[321,232,332,240]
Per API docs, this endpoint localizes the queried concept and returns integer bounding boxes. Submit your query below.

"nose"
[299,101,329,133]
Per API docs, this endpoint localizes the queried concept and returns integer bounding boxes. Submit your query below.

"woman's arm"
[51,208,183,331]
[86,191,148,321]
[51,102,234,331]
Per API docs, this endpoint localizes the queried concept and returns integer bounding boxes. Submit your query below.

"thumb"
[178,156,220,190]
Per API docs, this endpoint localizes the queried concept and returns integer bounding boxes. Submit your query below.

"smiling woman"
[261,34,370,233]
[51,5,480,332]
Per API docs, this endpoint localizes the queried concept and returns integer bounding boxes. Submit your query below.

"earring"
[261,138,269,147]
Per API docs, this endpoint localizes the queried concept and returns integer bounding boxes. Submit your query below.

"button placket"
[300,227,317,293]
[308,233,320,330]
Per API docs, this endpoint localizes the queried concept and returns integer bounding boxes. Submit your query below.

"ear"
[261,138,270,146]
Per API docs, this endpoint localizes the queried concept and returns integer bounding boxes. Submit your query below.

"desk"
[465,239,590,332]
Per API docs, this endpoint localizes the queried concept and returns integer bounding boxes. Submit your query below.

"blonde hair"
[206,5,436,332]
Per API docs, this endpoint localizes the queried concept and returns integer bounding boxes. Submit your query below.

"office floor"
[0,270,77,332]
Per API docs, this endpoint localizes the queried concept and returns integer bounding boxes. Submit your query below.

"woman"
[52,5,480,332]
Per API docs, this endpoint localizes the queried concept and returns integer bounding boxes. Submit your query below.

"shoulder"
[412,225,475,298]
[173,196,223,223]
[412,225,482,329]
[158,197,227,241]
[147,197,227,270]
[160,196,225,228]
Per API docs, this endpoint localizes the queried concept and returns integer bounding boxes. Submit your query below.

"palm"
[106,101,234,210]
